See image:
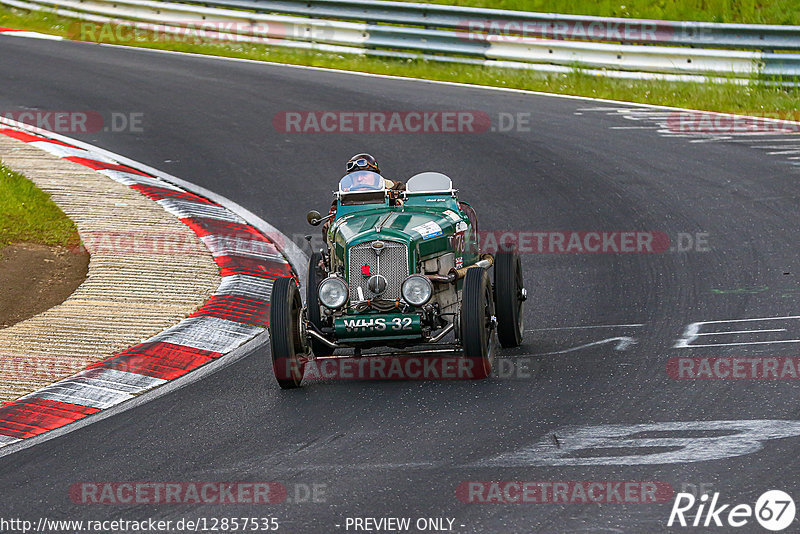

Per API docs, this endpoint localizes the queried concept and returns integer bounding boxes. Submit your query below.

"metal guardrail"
[3,0,800,83]
[202,0,800,51]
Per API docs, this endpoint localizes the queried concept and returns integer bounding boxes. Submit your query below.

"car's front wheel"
[269,276,308,389]
[460,267,496,379]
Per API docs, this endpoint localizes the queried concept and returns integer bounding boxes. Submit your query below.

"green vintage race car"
[268,171,526,388]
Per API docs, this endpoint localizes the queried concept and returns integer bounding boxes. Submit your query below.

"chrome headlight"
[401,275,433,306]
[318,277,348,309]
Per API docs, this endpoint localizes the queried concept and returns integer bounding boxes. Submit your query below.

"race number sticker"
[443,210,462,223]
[411,221,443,240]
[450,232,467,253]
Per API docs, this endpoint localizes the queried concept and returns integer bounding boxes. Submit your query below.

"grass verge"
[0,161,81,248]
[0,6,798,117]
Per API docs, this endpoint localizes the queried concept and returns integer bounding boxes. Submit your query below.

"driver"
[341,170,382,192]
[322,153,404,247]
[354,171,378,188]
[343,153,404,191]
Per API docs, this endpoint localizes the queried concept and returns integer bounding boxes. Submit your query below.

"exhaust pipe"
[426,254,494,284]
[308,329,339,349]
[428,322,454,342]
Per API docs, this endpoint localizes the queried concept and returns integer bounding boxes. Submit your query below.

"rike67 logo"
[668,490,796,531]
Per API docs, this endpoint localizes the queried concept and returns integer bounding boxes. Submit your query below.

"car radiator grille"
[348,241,409,301]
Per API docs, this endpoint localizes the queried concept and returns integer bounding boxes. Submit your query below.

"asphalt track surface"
[1,36,799,533]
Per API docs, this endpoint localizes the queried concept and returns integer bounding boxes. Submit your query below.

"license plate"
[335,314,422,338]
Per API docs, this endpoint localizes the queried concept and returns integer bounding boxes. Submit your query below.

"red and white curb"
[0,122,298,448]
[0,26,63,40]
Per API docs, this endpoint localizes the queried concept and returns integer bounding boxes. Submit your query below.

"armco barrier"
[200,0,800,51]
[1,0,799,83]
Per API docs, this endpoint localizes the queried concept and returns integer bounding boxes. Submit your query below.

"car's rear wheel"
[269,277,307,389]
[460,267,496,379]
[307,252,335,357]
[494,249,525,348]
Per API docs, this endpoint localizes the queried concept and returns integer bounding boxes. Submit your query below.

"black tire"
[494,250,525,348]
[460,267,496,379]
[269,277,307,389]
[307,252,335,357]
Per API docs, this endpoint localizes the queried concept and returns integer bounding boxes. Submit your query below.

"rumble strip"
[0,123,294,447]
